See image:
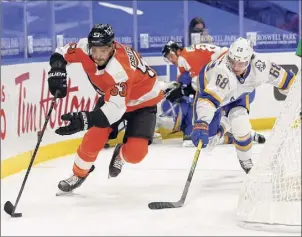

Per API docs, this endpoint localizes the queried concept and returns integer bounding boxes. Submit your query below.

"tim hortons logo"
[14,70,100,137]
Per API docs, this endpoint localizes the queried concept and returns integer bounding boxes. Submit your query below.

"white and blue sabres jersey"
[194,53,296,123]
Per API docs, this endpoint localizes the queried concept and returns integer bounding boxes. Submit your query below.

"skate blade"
[56,189,74,196]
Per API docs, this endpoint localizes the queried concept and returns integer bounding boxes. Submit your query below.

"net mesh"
[237,71,301,232]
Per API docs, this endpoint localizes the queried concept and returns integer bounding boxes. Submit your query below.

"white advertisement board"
[1,52,300,161]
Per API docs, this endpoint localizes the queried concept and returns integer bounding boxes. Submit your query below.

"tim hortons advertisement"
[1,63,100,160]
[1,52,300,160]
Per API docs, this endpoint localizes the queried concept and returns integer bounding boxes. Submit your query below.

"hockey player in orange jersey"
[47,24,163,193]
[162,41,266,147]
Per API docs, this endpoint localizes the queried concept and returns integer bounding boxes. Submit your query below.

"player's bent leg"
[108,106,156,178]
[108,138,149,178]
[75,127,112,176]
[205,110,232,151]
[220,132,235,145]
[222,130,266,145]
[58,127,111,193]
[228,106,253,174]
[123,137,149,163]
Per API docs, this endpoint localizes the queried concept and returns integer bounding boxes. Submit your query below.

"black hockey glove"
[165,84,195,103]
[48,52,68,98]
[182,84,195,96]
[165,86,183,103]
[56,109,111,136]
[55,112,91,136]
[48,69,67,98]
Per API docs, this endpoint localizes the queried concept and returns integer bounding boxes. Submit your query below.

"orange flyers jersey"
[55,38,163,125]
[177,43,228,79]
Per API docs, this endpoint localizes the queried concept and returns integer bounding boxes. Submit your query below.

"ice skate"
[108,144,125,178]
[239,159,253,174]
[56,165,95,196]
[182,135,194,147]
[153,131,163,144]
[252,132,266,144]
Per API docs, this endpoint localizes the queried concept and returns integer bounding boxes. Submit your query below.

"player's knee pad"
[122,137,148,164]
[228,106,251,138]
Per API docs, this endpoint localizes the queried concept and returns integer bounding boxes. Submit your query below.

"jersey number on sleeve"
[110,82,128,97]
[269,62,281,78]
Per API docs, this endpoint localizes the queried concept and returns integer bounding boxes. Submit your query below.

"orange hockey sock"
[73,127,111,177]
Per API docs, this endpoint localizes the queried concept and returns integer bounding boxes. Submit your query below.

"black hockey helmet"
[162,41,183,58]
[88,24,115,47]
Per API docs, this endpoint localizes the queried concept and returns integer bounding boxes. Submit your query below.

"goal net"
[237,70,301,232]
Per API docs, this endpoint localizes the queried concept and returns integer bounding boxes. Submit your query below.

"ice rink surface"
[1,132,301,236]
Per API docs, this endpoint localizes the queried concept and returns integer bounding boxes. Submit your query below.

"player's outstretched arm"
[265,59,296,96]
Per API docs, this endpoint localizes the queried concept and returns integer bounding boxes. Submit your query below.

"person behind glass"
[188,17,213,45]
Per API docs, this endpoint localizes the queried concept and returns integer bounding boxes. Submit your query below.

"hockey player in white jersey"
[158,41,266,147]
[191,37,296,173]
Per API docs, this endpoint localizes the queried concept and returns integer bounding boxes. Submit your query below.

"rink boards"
[1,52,301,178]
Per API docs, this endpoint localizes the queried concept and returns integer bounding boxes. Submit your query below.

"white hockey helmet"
[228,37,254,63]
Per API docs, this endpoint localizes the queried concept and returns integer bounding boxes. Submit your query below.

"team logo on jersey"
[255,60,266,72]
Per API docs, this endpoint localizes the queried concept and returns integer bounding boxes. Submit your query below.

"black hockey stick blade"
[4,201,22,217]
[148,141,203,210]
[148,201,183,210]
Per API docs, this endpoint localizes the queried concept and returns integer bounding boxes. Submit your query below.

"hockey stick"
[4,91,59,217]
[148,140,203,210]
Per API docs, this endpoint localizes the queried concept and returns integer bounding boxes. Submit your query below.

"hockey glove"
[48,68,67,98]
[191,120,209,148]
[165,84,195,103]
[165,86,183,103]
[55,112,91,135]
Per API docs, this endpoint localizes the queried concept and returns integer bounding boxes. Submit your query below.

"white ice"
[1,132,301,236]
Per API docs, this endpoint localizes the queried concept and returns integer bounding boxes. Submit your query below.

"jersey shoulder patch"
[254,59,267,72]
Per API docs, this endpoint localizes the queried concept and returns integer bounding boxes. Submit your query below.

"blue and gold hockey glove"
[191,120,209,148]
